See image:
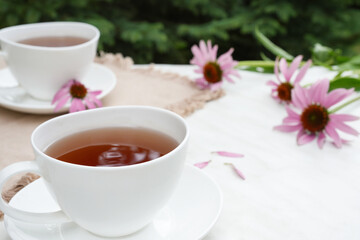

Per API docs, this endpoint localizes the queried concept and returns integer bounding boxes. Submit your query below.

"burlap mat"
[0,53,224,219]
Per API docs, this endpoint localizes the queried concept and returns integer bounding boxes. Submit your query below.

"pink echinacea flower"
[190,40,240,90]
[274,79,358,148]
[267,55,312,103]
[52,79,102,113]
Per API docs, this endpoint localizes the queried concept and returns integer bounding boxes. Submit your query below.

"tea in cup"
[0,22,99,100]
[0,106,189,237]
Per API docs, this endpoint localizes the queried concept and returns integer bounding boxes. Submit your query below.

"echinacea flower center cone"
[300,104,329,133]
[70,82,87,99]
[203,62,222,83]
[277,82,293,102]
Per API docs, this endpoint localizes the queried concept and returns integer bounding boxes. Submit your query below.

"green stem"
[329,95,360,113]
[236,60,310,69]
[236,60,275,68]
[254,26,294,60]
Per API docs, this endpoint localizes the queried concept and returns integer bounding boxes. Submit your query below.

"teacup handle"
[0,161,71,224]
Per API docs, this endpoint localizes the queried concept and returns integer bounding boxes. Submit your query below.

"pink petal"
[296,129,305,141]
[207,40,218,61]
[227,68,241,77]
[53,95,70,112]
[324,88,354,108]
[223,75,235,83]
[285,106,300,119]
[220,61,235,72]
[195,78,208,89]
[271,89,278,96]
[52,87,69,104]
[329,118,359,136]
[325,123,342,148]
[294,59,312,85]
[84,97,96,109]
[279,58,290,81]
[271,91,281,101]
[194,160,211,169]
[212,151,244,158]
[283,116,300,124]
[72,99,81,112]
[77,99,86,111]
[311,79,329,105]
[274,57,281,83]
[274,123,302,132]
[267,80,279,87]
[94,100,102,108]
[225,163,245,180]
[69,100,77,113]
[287,55,303,81]
[217,48,234,65]
[52,79,76,101]
[297,132,316,145]
[292,84,309,109]
[317,132,326,149]
[209,82,223,91]
[332,140,342,148]
[69,98,84,112]
[330,114,359,122]
[88,94,102,107]
[89,90,102,96]
[291,87,303,109]
[331,139,350,148]
[190,45,206,66]
[199,40,209,59]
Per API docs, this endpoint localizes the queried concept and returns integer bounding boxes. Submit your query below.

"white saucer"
[4,164,223,240]
[0,63,116,114]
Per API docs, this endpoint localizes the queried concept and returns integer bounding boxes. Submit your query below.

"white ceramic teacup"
[0,22,99,100]
[0,106,189,237]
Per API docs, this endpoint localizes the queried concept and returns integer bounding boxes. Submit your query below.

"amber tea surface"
[45,127,178,167]
[18,36,89,47]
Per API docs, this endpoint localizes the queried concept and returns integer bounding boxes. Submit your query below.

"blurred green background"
[1,0,360,64]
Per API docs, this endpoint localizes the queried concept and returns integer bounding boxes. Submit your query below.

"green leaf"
[254,26,293,60]
[329,77,360,92]
[334,55,360,72]
[311,43,335,65]
[311,43,343,66]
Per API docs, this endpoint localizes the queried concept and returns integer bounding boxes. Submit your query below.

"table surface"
[1,64,360,240]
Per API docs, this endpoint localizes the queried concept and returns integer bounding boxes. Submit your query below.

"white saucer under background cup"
[0,22,99,100]
[0,106,189,237]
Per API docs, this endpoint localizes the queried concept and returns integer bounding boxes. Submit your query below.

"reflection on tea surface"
[45,127,178,167]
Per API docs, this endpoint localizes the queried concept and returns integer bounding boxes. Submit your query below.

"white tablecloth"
[1,64,360,240]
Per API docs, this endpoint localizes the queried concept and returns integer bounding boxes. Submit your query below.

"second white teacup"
[0,22,99,100]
